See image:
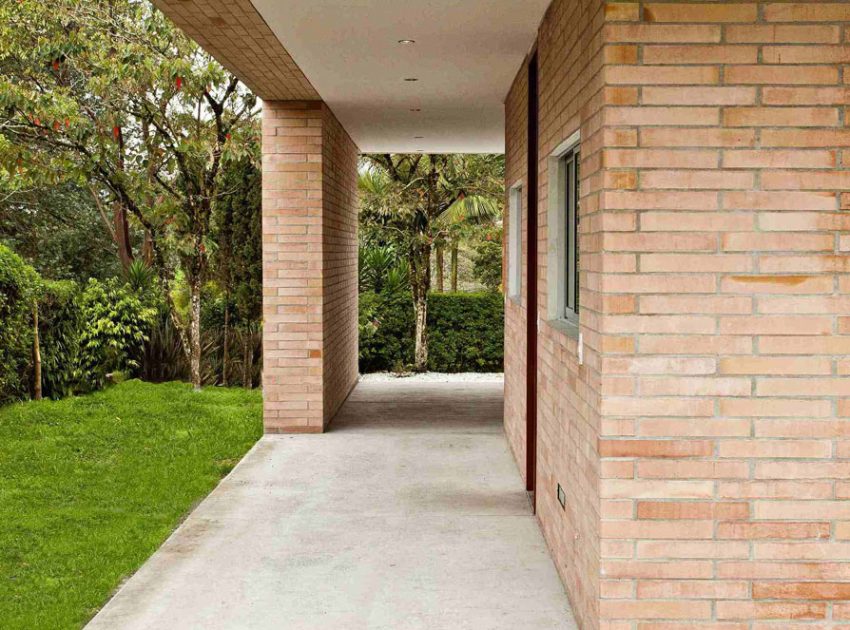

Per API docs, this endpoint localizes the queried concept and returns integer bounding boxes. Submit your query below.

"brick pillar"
[262,101,359,433]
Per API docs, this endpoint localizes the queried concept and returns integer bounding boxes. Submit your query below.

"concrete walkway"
[87,377,577,630]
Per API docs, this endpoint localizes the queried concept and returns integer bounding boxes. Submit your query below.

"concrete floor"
[86,377,577,630]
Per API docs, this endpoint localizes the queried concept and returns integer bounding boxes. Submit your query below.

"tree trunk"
[113,201,134,270]
[243,330,253,389]
[189,275,202,391]
[32,301,42,401]
[450,243,459,291]
[435,244,444,292]
[222,298,230,387]
[410,242,431,372]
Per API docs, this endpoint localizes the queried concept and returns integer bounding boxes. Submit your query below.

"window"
[563,147,580,321]
[507,184,522,300]
[546,132,581,331]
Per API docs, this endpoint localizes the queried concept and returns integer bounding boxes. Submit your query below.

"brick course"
[262,101,359,433]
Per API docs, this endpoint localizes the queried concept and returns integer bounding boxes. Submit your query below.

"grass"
[0,380,263,629]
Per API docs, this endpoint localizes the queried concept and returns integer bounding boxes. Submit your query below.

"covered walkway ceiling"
[153,0,550,153]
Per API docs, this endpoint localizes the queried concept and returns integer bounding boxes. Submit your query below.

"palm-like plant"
[359,154,504,370]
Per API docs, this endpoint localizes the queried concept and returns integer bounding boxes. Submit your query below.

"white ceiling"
[250,0,550,154]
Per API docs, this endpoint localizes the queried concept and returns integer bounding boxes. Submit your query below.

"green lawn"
[0,380,263,629]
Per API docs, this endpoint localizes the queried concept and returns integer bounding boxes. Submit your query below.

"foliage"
[37,279,82,399]
[213,154,262,328]
[472,232,503,291]
[0,244,160,402]
[359,154,504,369]
[0,184,120,282]
[359,289,504,373]
[76,279,157,391]
[359,243,409,294]
[359,290,415,373]
[0,243,40,403]
[427,292,504,372]
[0,380,262,629]
[0,0,260,389]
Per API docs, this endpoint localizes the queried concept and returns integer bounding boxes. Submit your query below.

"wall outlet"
[557,483,566,510]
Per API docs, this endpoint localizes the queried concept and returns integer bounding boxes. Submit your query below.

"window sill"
[545,317,579,340]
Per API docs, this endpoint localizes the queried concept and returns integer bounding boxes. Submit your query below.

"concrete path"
[87,377,577,630]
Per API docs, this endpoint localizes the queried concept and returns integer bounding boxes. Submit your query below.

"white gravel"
[359,372,504,383]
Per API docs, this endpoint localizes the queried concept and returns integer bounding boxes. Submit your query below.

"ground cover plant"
[0,380,262,629]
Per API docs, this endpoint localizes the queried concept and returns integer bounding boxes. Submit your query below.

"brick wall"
[504,63,529,483]
[507,1,850,628]
[262,101,359,433]
[598,2,850,628]
[505,1,607,628]
[321,107,360,423]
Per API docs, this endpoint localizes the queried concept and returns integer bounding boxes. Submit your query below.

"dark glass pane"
[574,151,580,314]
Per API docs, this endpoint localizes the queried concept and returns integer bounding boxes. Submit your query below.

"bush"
[359,290,415,373]
[76,279,157,391]
[0,243,158,403]
[428,292,504,372]
[0,245,41,403]
[358,290,503,373]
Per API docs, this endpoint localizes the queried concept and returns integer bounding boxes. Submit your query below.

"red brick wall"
[504,63,529,483]
[321,107,360,423]
[262,101,359,433]
[505,1,607,628]
[506,1,850,628]
[597,3,850,627]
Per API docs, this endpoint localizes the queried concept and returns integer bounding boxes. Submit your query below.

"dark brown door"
[526,51,539,507]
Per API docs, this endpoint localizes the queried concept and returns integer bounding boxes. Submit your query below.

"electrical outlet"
[557,483,566,510]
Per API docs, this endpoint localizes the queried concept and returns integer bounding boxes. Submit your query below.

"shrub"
[0,244,41,403]
[358,289,503,373]
[359,289,415,373]
[427,292,504,372]
[38,280,83,399]
[76,279,157,391]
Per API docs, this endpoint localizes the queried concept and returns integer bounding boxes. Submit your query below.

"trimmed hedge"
[359,290,504,373]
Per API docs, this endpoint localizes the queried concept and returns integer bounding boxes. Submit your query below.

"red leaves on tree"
[175,76,183,91]
[113,126,120,140]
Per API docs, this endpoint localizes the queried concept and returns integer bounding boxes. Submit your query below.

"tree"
[472,229,504,291]
[211,150,262,388]
[0,183,121,282]
[359,154,503,370]
[0,0,259,390]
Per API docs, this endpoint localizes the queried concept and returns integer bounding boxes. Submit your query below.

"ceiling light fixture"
[410,108,421,112]
[404,77,419,82]
[398,39,416,45]
[414,136,424,139]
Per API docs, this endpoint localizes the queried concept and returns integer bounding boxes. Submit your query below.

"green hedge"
[0,245,41,403]
[359,290,504,373]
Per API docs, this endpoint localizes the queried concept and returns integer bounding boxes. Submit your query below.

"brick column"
[262,101,359,433]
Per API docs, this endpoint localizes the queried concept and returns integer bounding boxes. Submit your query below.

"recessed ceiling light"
[404,78,419,82]
[398,39,416,45]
